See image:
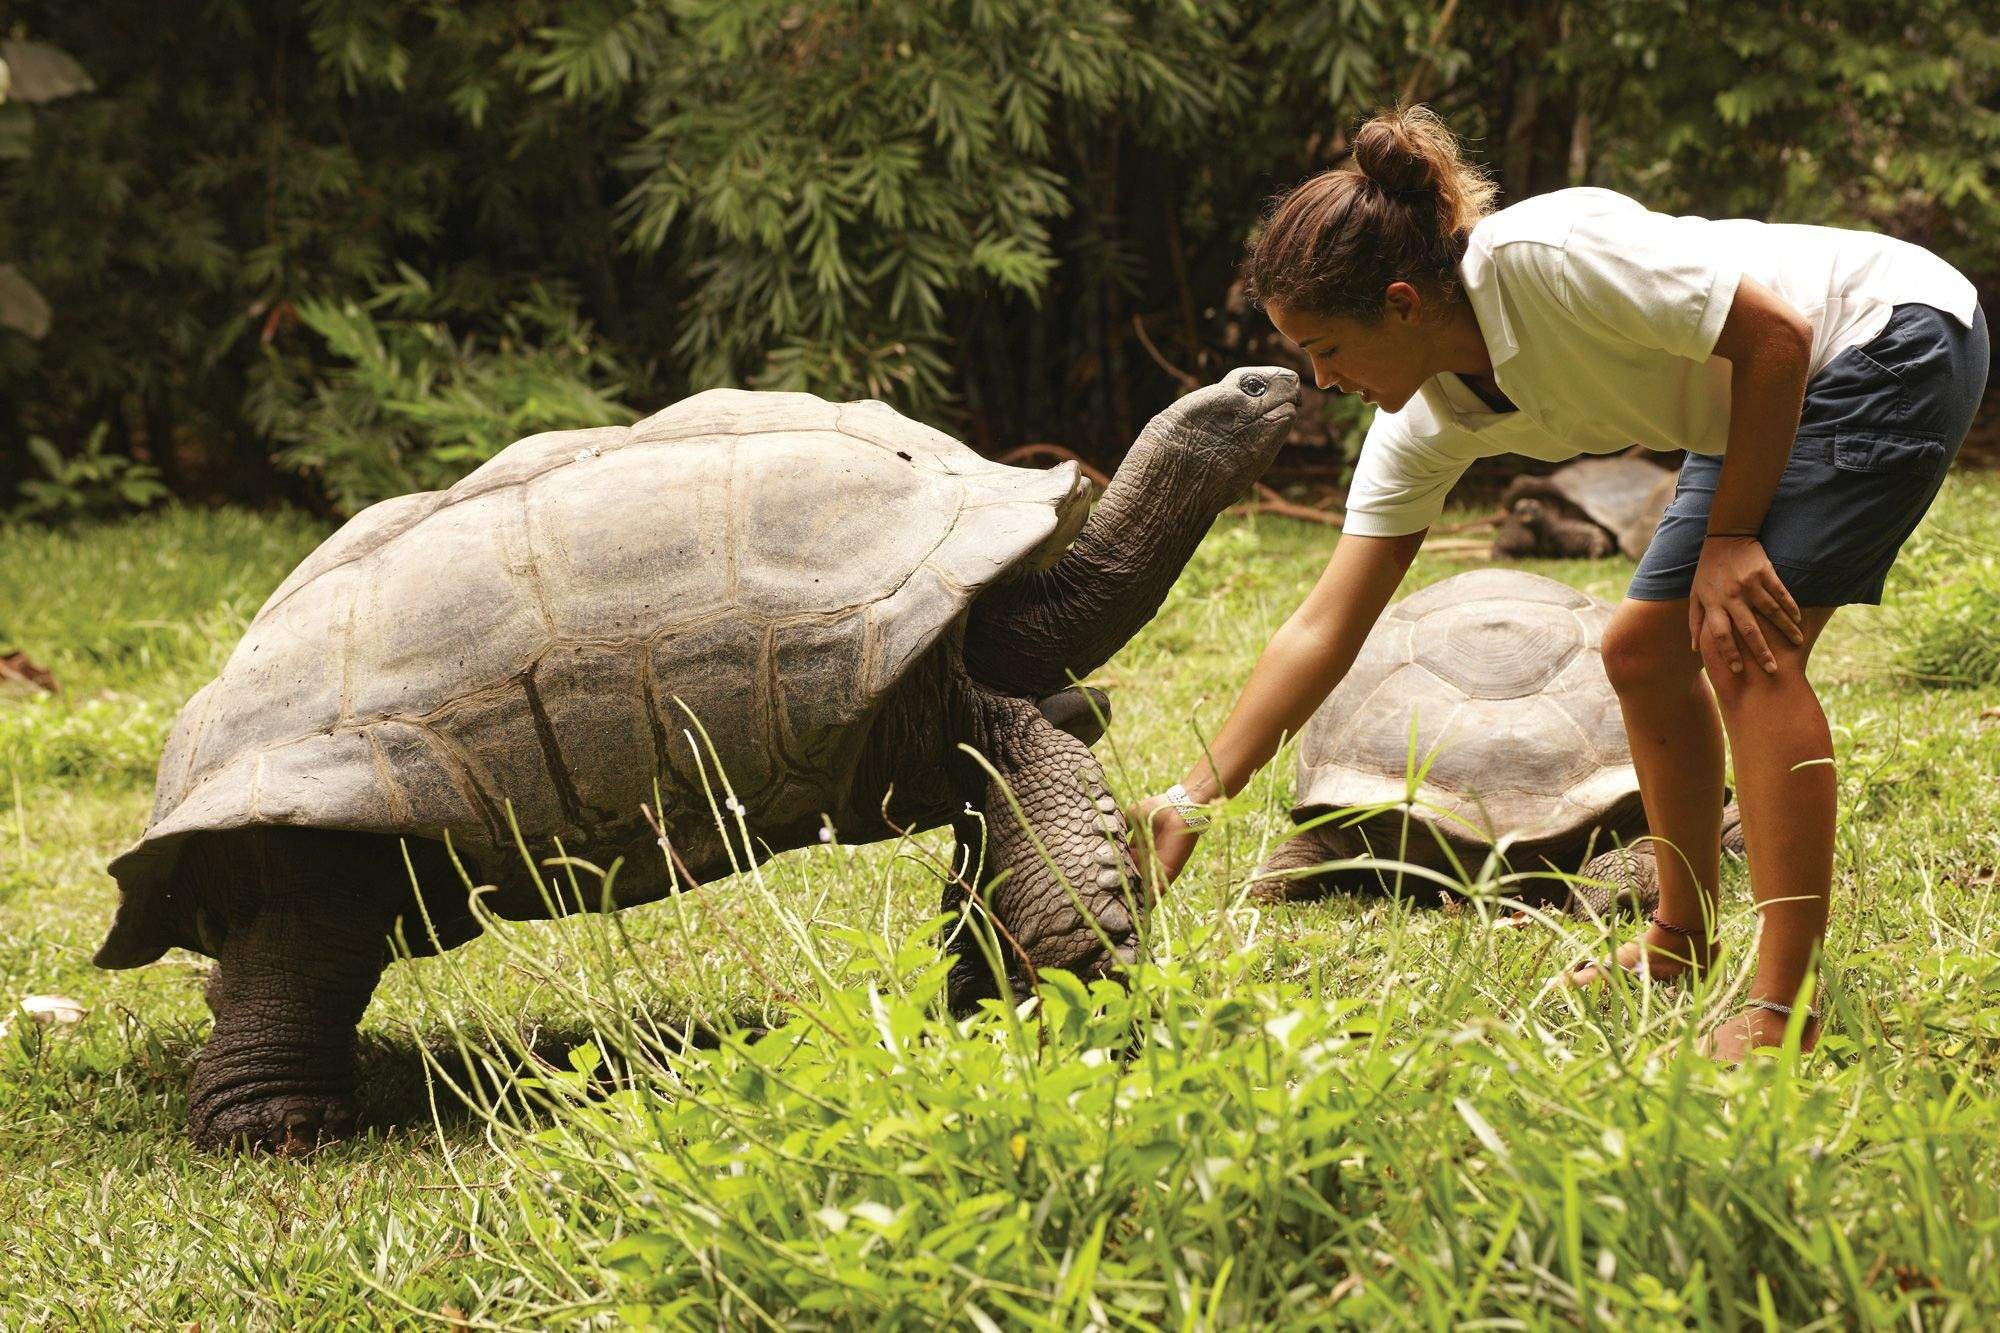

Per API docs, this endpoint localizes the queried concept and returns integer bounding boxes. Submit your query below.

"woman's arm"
[1692,274,1813,673]
[1134,527,1425,883]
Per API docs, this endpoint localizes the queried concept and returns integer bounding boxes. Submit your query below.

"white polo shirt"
[1342,187,1980,538]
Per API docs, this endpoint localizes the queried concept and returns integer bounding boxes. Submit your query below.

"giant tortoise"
[100,368,1301,1149]
[1253,568,1739,910]
[1491,454,1679,560]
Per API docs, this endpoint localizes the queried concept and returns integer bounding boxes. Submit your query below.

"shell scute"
[528,643,657,827]
[732,434,956,618]
[1410,600,1584,699]
[770,614,876,802]
[530,443,737,641]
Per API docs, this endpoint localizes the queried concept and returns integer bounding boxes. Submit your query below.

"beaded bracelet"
[1163,783,1211,831]
[1745,996,1821,1022]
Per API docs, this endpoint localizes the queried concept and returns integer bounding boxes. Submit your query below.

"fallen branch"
[1432,511,1504,536]
[994,443,1114,490]
[0,652,58,694]
[1425,538,1497,557]
[1229,483,1345,528]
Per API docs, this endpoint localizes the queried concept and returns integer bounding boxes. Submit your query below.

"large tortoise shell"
[99,389,1091,965]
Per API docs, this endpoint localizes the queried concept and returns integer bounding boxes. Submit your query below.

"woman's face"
[1267,285,1433,414]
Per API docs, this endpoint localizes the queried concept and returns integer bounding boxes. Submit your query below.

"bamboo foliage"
[1,1,1994,512]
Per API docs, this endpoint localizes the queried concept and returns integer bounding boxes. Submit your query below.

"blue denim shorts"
[1629,302,1990,606]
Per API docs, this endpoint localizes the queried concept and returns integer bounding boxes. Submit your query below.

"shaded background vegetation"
[3,0,1998,516]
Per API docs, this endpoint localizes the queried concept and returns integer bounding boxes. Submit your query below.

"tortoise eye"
[1241,375,1269,398]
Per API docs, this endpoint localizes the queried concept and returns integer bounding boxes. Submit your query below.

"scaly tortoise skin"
[99,371,1302,1151]
[1253,568,1740,912]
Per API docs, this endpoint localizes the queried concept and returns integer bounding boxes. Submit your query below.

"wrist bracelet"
[1164,783,1211,831]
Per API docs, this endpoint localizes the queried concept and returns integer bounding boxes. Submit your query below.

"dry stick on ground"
[1433,511,1505,536]
[1225,495,1498,547]
[1231,483,1345,527]
[0,652,57,693]
[994,443,1113,489]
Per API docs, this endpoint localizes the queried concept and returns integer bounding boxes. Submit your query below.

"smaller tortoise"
[1253,569,1740,913]
[1491,455,1679,561]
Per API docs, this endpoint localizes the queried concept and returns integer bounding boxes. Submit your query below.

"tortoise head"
[959,367,1303,699]
[1131,366,1300,505]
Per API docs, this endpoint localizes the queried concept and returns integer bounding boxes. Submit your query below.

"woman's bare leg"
[1699,603,1839,1058]
[1567,597,1836,1055]
[1569,598,1728,983]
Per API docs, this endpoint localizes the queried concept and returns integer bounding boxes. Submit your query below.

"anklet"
[1745,996,1820,1022]
[1647,913,1704,939]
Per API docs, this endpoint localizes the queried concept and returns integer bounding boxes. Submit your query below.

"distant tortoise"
[1491,454,1679,560]
[1253,569,1739,910]
[100,368,1301,1150]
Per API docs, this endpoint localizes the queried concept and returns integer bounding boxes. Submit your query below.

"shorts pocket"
[1845,346,1907,390]
[1830,429,1947,476]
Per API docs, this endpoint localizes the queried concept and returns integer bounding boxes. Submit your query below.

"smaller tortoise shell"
[1294,568,1639,854]
[1502,455,1679,559]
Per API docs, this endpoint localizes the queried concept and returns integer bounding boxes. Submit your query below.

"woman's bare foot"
[1563,917,1716,988]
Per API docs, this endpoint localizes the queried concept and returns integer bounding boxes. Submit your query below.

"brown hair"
[1248,105,1497,321]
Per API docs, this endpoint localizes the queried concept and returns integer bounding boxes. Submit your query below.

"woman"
[1136,106,1986,1060]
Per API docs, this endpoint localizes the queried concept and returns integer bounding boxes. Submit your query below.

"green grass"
[2,484,1998,1328]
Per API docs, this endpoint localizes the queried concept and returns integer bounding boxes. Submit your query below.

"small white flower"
[818,825,834,844]
[17,994,86,1025]
[724,795,745,816]
[963,802,976,815]
[0,995,87,1040]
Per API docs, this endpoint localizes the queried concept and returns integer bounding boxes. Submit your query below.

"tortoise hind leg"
[185,827,404,1152]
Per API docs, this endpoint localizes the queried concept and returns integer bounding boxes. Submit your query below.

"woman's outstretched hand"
[1689,534,1803,674]
[1127,794,1201,886]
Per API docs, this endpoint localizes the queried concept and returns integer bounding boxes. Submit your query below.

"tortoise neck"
[962,422,1223,697]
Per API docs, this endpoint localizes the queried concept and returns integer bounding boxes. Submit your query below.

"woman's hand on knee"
[1689,535,1804,674]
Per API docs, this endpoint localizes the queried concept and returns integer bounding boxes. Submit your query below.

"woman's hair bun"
[1352,111,1437,197]
[1244,102,1496,320]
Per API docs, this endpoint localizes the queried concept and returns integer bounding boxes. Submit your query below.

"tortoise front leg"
[1035,684,1112,748]
[184,829,396,1152]
[1248,824,1347,904]
[945,691,1143,1010]
[1568,802,1745,921]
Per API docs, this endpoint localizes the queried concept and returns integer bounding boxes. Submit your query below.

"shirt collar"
[1459,240,1520,371]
